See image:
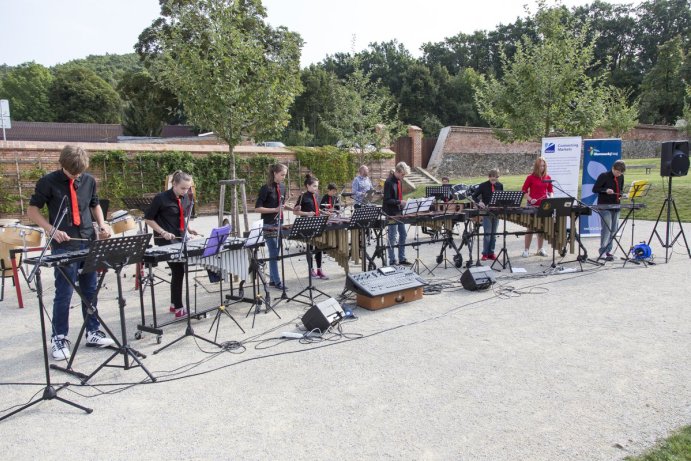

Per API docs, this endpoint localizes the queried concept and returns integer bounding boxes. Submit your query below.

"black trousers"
[168,261,185,309]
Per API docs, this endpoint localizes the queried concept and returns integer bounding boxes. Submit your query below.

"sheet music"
[402,196,435,215]
[245,220,265,247]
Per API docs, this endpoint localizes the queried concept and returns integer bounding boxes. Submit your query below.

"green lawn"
[412,159,691,222]
[625,425,691,460]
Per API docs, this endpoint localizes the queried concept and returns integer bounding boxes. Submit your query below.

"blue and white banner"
[580,139,622,236]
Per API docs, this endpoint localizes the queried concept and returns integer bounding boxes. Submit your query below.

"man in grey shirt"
[351,165,373,207]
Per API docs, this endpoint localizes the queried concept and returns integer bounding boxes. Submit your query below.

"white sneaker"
[51,335,71,361]
[86,330,115,348]
[521,250,530,258]
[537,248,548,256]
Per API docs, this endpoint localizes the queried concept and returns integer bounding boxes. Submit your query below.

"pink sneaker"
[174,308,188,318]
[317,269,329,280]
[310,269,319,278]
[169,305,177,313]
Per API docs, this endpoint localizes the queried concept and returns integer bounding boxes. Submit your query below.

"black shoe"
[398,260,412,266]
[272,282,288,290]
[605,254,614,262]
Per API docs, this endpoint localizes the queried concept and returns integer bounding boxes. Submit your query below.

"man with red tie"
[145,170,199,318]
[28,145,114,360]
[383,162,412,266]
[471,169,504,261]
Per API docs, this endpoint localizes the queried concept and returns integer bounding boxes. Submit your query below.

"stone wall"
[429,124,689,177]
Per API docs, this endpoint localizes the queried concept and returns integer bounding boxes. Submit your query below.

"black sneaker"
[605,254,614,262]
[398,260,412,266]
[272,282,288,290]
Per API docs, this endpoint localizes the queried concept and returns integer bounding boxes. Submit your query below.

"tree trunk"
[229,145,239,236]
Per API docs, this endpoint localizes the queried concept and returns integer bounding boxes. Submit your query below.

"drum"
[0,224,44,246]
[110,210,136,234]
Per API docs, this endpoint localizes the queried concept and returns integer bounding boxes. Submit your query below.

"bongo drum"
[110,210,136,234]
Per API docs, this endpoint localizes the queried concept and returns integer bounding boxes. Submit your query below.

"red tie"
[176,196,184,231]
[69,179,80,226]
[397,180,402,201]
[614,176,620,202]
[276,184,283,220]
[328,196,333,209]
[313,194,319,216]
[491,183,495,194]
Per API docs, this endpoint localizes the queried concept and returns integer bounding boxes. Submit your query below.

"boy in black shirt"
[383,162,411,266]
[471,169,504,260]
[593,160,626,261]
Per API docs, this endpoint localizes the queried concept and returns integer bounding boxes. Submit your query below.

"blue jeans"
[51,245,100,338]
[482,216,499,256]
[599,209,620,256]
[387,221,407,264]
[265,236,281,284]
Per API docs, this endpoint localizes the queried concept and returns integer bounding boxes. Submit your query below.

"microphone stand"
[155,200,221,355]
[2,198,93,421]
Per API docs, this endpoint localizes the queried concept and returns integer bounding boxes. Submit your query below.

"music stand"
[489,191,524,272]
[622,181,651,267]
[52,234,156,384]
[425,185,453,202]
[536,197,574,272]
[122,197,155,213]
[400,197,434,274]
[349,206,385,271]
[203,226,245,339]
[239,225,280,328]
[287,215,329,306]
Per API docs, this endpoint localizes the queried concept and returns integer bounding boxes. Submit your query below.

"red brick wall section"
[408,126,423,168]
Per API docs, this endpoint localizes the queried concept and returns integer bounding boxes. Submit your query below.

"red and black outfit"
[319,194,341,212]
[145,188,193,310]
[296,191,323,270]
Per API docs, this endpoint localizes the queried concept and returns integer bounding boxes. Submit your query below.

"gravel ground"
[1,214,689,460]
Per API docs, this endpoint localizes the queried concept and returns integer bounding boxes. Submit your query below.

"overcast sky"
[1,0,635,68]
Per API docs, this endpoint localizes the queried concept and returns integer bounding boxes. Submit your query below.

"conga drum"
[110,210,136,234]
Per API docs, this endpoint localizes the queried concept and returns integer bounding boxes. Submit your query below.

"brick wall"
[0,141,395,222]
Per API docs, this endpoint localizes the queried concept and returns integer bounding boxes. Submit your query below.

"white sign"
[0,99,10,129]
[541,136,582,198]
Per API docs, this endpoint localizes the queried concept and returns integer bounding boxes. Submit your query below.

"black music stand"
[1,205,93,421]
[122,196,154,213]
[349,206,385,271]
[426,185,453,202]
[402,197,435,275]
[287,215,329,307]
[489,191,524,272]
[536,197,575,273]
[52,235,156,384]
[239,226,281,328]
[427,201,465,272]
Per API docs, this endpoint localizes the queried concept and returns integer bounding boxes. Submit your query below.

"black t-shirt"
[471,180,505,205]
[295,191,321,214]
[593,171,624,205]
[320,193,341,211]
[256,182,287,225]
[145,188,193,245]
[29,169,99,250]
[383,175,403,216]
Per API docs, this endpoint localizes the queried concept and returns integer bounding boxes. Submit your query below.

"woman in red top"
[521,156,553,257]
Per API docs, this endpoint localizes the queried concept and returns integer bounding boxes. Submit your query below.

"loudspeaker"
[660,141,689,177]
[460,266,496,291]
[301,297,345,332]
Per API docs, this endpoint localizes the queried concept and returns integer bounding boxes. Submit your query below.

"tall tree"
[320,60,404,162]
[118,69,183,136]
[0,62,55,121]
[473,3,609,142]
[600,86,639,137]
[141,0,302,230]
[49,66,122,123]
[638,36,687,125]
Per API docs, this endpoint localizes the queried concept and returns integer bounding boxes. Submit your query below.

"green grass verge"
[410,159,691,222]
[625,425,691,460]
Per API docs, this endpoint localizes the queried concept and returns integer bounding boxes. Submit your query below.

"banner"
[541,137,582,198]
[580,139,622,236]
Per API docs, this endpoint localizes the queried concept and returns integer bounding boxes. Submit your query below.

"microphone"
[542,179,555,183]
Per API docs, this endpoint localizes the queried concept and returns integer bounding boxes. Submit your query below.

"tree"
[320,60,404,162]
[473,3,610,142]
[142,0,303,231]
[398,62,439,127]
[0,62,55,121]
[600,86,639,137]
[49,66,122,123]
[638,36,687,125]
[118,69,183,136]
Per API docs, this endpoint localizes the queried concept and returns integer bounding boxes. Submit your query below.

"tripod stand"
[1,206,92,421]
[620,181,651,267]
[489,191,524,272]
[54,235,157,384]
[287,215,330,307]
[534,197,576,274]
[648,175,691,263]
[400,196,434,274]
